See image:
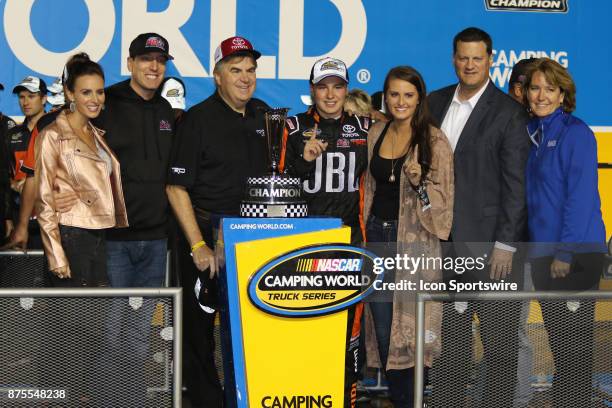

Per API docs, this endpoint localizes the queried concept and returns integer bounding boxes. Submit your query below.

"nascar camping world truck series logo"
[248,245,380,317]
[485,0,568,12]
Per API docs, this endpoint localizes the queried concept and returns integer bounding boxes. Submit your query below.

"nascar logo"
[296,258,363,272]
[248,244,381,317]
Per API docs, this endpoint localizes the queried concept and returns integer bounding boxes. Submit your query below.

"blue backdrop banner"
[0,0,610,125]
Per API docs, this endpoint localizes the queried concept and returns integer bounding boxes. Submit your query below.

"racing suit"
[280,107,369,243]
[280,107,369,408]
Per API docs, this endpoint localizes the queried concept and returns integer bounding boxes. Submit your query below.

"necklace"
[388,123,412,183]
[389,127,397,183]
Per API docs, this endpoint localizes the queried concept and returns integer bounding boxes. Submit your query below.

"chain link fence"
[0,288,181,408]
[415,292,612,408]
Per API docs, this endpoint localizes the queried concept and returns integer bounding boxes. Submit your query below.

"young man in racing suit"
[280,57,369,408]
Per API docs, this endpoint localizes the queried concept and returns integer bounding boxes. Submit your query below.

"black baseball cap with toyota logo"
[129,33,174,60]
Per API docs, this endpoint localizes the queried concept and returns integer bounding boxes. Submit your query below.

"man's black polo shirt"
[168,92,269,214]
[5,121,33,182]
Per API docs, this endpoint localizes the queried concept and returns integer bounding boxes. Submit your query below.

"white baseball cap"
[12,76,47,94]
[47,77,63,94]
[310,57,349,84]
[47,77,65,107]
[161,77,186,110]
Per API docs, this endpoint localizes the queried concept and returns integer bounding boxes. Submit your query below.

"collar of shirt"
[308,106,345,123]
[213,91,261,119]
[442,79,490,151]
[451,78,490,109]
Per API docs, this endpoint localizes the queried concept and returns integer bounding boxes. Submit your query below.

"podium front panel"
[222,218,351,407]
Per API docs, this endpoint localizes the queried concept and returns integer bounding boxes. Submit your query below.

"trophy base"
[240,174,308,218]
[240,203,308,218]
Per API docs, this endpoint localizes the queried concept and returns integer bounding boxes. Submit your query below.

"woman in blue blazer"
[524,57,606,408]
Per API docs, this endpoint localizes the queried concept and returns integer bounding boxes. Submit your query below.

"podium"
[220,217,375,408]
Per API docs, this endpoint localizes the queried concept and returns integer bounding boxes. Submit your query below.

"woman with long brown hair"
[363,66,454,406]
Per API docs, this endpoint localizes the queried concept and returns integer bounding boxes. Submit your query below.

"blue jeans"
[367,215,419,408]
[366,215,398,369]
[106,239,168,287]
[99,239,167,406]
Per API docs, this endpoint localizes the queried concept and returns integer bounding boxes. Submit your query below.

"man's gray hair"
[213,55,258,81]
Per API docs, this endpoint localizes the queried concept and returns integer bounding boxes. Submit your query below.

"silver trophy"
[240,108,308,218]
[264,108,289,175]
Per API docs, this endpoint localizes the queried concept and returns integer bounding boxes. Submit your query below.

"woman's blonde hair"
[344,88,372,116]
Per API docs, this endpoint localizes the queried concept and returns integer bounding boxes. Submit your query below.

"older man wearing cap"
[166,35,268,408]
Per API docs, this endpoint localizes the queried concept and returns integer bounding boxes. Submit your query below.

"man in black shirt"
[166,36,268,408]
[0,82,17,242]
[95,33,175,287]
[92,33,175,407]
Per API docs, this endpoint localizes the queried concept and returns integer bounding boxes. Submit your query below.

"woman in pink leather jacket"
[36,53,128,287]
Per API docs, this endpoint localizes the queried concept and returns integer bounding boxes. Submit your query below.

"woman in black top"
[363,66,454,407]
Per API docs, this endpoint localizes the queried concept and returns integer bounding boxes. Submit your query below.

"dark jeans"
[50,225,108,287]
[98,238,167,406]
[106,239,167,287]
[531,253,603,408]
[366,215,418,408]
[48,226,107,404]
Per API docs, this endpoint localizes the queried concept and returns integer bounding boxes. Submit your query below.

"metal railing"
[415,291,612,408]
[0,288,182,408]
